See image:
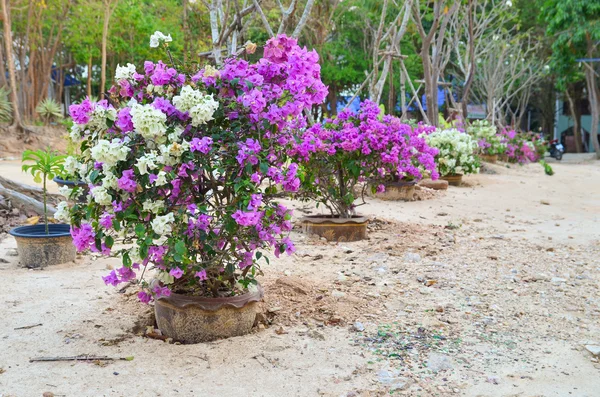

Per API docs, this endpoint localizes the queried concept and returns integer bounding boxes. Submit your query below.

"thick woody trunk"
[422,57,438,126]
[1,0,22,128]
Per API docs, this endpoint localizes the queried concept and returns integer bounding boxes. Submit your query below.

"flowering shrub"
[425,128,479,176]
[290,100,439,218]
[500,130,543,164]
[58,34,327,301]
[466,120,506,156]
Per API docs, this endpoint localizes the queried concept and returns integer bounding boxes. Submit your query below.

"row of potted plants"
[9,33,492,343]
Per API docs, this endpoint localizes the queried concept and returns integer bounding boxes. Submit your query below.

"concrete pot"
[440,174,463,187]
[370,180,417,201]
[9,224,75,268]
[154,284,263,344]
[480,154,498,163]
[301,215,368,242]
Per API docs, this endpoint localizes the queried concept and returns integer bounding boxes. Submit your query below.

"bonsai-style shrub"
[21,149,66,233]
[62,34,327,301]
[290,100,438,218]
[466,120,507,156]
[425,128,480,177]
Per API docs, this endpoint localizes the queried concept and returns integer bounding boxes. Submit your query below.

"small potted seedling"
[9,149,76,268]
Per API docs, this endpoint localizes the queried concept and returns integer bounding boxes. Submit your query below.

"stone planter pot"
[480,154,498,163]
[498,154,508,162]
[440,174,463,187]
[301,215,368,242]
[370,180,417,201]
[9,224,75,268]
[154,284,263,343]
[53,177,88,203]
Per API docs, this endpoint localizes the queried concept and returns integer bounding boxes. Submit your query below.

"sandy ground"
[0,157,599,397]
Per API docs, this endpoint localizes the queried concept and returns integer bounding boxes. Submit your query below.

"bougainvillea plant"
[500,129,543,164]
[289,100,439,218]
[425,128,480,177]
[466,120,507,156]
[56,34,328,301]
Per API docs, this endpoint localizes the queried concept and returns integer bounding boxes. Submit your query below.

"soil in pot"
[154,285,263,343]
[301,215,368,242]
[53,177,88,203]
[368,180,417,201]
[9,223,76,268]
[480,154,498,163]
[440,174,463,187]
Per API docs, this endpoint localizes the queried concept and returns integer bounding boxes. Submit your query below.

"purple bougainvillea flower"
[169,267,184,279]
[195,269,207,281]
[117,169,137,193]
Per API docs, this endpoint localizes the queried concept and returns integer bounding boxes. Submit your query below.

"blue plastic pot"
[53,177,88,203]
[9,224,75,268]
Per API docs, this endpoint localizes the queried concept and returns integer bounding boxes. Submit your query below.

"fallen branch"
[14,323,43,330]
[0,183,56,216]
[0,175,61,201]
[30,355,134,363]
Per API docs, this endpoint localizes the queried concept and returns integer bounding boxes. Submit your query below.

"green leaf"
[105,235,114,248]
[259,162,269,174]
[255,251,262,260]
[89,169,100,183]
[122,252,132,268]
[124,356,134,361]
[175,240,186,255]
[135,224,146,238]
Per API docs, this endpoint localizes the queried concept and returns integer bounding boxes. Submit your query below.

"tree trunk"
[585,40,600,159]
[87,55,92,97]
[327,82,338,116]
[0,30,8,88]
[585,66,600,158]
[423,58,438,126]
[565,88,582,153]
[182,0,188,64]
[291,0,316,38]
[388,61,395,114]
[209,0,222,66]
[100,0,116,96]
[1,0,22,128]
[461,0,475,122]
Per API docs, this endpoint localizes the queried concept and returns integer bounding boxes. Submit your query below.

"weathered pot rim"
[379,180,418,187]
[301,214,368,224]
[441,173,463,178]
[367,179,417,187]
[155,282,264,312]
[53,177,87,187]
[9,224,72,238]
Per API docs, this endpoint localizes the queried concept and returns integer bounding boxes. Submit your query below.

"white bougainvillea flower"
[149,31,172,48]
[115,63,137,81]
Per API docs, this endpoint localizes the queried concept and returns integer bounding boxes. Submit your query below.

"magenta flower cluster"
[500,129,543,164]
[289,100,438,217]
